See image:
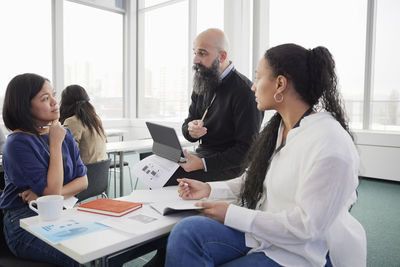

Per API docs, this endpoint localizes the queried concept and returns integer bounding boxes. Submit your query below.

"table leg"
[119,151,124,197]
[113,153,117,198]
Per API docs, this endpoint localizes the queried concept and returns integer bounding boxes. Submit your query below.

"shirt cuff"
[208,181,234,200]
[202,158,207,172]
[224,203,258,233]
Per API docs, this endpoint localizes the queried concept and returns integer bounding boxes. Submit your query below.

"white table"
[105,129,128,142]
[106,138,195,197]
[20,189,195,266]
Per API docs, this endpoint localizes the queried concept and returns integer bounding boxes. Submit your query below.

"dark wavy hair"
[3,73,49,135]
[241,43,352,209]
[59,85,105,137]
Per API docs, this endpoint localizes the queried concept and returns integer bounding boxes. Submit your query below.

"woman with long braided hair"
[165,44,366,267]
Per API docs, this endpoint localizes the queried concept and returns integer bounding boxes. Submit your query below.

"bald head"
[195,28,230,53]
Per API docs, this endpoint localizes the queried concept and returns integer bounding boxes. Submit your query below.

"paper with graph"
[132,154,179,189]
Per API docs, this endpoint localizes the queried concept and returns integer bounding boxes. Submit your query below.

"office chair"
[0,190,59,267]
[76,158,112,202]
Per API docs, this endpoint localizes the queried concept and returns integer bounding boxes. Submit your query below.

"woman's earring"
[273,92,284,103]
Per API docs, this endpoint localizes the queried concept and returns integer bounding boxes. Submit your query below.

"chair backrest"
[0,189,10,255]
[76,158,111,202]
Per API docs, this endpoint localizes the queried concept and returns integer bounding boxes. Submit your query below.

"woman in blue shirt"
[0,73,88,266]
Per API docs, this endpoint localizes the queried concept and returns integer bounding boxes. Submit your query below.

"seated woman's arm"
[42,124,68,195]
[224,156,359,246]
[61,175,88,199]
[43,124,88,198]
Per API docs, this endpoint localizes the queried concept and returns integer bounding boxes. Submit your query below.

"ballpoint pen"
[200,93,216,123]
[39,125,68,129]
[200,109,209,123]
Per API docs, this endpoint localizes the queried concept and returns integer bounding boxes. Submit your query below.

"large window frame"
[52,0,129,125]
[136,0,253,123]
[252,0,399,135]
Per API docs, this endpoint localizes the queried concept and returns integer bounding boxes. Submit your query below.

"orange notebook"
[77,198,142,217]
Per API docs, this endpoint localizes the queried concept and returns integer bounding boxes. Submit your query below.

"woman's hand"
[177,178,211,200]
[195,201,229,223]
[18,189,38,204]
[49,121,66,146]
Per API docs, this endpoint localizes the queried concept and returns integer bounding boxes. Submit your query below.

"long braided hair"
[241,44,352,209]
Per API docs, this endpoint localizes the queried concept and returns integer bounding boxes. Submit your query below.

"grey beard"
[192,59,220,96]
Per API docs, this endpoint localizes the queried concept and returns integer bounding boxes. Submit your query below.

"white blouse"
[209,112,366,267]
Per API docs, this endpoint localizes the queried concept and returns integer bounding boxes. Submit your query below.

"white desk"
[105,129,128,142]
[19,188,195,266]
[106,138,195,197]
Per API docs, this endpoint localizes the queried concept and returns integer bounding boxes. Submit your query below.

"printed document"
[132,154,179,189]
[99,205,189,234]
[29,219,109,244]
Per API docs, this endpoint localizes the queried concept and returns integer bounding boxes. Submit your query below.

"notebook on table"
[77,198,142,217]
[145,122,187,163]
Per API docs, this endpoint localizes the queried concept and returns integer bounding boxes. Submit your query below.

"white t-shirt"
[209,112,366,267]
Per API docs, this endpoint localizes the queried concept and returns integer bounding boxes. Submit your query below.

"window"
[197,0,224,33]
[371,0,400,131]
[138,1,189,120]
[142,0,170,8]
[0,0,52,114]
[269,0,367,129]
[64,1,123,119]
[137,0,226,121]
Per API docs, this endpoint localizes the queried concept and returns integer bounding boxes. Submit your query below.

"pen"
[200,109,208,123]
[200,93,216,123]
[39,125,68,129]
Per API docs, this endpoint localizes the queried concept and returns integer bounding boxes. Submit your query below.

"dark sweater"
[182,68,263,172]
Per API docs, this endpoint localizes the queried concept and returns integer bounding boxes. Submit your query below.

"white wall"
[355,131,400,181]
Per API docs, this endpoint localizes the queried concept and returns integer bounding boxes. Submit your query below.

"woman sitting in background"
[167,44,366,267]
[59,84,107,164]
[0,73,88,266]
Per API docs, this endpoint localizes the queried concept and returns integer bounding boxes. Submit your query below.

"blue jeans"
[165,216,333,267]
[3,206,79,267]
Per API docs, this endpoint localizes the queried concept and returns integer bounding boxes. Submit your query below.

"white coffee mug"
[29,195,64,221]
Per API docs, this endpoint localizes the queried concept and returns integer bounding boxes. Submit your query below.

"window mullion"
[363,0,377,130]
[52,0,64,96]
[188,0,196,104]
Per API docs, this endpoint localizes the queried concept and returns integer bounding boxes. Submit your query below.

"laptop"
[145,122,187,163]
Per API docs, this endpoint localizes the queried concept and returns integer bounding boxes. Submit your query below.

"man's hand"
[19,189,38,204]
[188,120,207,139]
[178,150,204,172]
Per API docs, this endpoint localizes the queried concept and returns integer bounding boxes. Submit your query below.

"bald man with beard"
[164,28,263,185]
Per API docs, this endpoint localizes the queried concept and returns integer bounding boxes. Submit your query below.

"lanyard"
[269,107,313,162]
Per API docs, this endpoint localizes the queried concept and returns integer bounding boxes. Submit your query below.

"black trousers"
[165,166,243,186]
